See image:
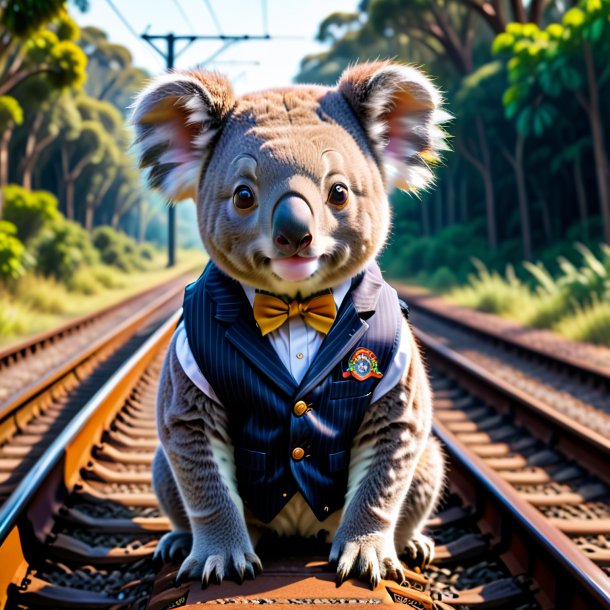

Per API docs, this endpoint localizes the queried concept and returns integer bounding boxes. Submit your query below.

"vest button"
[293,400,308,417]
[291,447,305,461]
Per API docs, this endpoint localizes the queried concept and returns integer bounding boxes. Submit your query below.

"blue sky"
[73,0,358,94]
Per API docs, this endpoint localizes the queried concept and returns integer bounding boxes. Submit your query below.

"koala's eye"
[233,185,256,211]
[327,183,349,207]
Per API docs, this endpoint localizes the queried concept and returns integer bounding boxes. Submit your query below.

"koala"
[131,61,448,590]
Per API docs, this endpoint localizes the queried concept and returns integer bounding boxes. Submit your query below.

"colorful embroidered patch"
[343,347,383,381]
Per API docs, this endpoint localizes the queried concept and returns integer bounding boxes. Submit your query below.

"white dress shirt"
[175,280,410,405]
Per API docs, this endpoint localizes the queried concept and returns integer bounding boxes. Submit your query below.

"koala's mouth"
[270,256,320,282]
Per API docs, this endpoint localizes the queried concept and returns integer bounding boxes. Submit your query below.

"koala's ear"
[338,61,449,191]
[131,70,234,201]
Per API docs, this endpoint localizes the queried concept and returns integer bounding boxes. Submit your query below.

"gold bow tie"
[253,291,336,336]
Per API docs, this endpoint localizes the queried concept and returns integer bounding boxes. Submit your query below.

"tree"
[0,95,23,215]
[454,62,507,249]
[368,0,478,74]
[0,14,87,96]
[60,119,105,220]
[494,0,610,243]
[78,26,147,114]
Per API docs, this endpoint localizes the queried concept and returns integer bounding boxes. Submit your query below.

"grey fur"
[154,334,262,585]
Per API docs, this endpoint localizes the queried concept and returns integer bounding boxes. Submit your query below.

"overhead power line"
[104,0,164,67]
[202,0,223,35]
[170,0,195,34]
[261,0,269,36]
[105,0,141,40]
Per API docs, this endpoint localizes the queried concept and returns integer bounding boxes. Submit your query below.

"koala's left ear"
[338,61,449,191]
[131,70,234,201]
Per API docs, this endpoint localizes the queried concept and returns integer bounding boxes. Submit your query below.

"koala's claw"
[154,531,192,566]
[401,533,435,569]
[331,536,404,590]
[176,548,263,588]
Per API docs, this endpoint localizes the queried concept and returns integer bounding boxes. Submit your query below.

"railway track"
[394,286,610,439]
[0,271,196,507]
[1,298,608,608]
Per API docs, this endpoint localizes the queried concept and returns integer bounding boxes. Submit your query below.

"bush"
[0,295,29,338]
[92,226,148,272]
[555,298,610,346]
[0,221,31,281]
[33,218,99,282]
[448,260,533,316]
[2,184,60,242]
[138,242,156,261]
[90,264,127,289]
[13,274,69,314]
[427,266,458,292]
[66,267,103,295]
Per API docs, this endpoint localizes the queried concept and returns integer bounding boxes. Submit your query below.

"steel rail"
[435,417,610,610]
[414,327,610,486]
[0,311,180,605]
[0,271,193,364]
[0,279,186,424]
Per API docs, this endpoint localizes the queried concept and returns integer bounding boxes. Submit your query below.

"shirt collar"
[240,279,351,311]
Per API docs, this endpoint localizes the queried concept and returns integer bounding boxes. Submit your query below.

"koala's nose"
[272,195,314,255]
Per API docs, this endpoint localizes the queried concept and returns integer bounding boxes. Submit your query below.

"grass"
[445,244,610,347]
[0,249,205,346]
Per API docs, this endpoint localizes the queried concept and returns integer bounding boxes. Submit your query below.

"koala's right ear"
[131,70,234,202]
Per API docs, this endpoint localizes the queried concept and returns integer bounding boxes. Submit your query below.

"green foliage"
[2,185,60,242]
[55,12,80,41]
[0,297,30,338]
[0,221,30,280]
[92,226,148,272]
[493,0,610,136]
[316,12,361,42]
[0,96,24,129]
[449,244,610,344]
[382,220,489,282]
[33,218,99,281]
[14,274,69,313]
[0,0,65,37]
[23,28,87,91]
[48,39,88,89]
[555,298,610,345]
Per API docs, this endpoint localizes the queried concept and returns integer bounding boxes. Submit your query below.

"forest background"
[297,0,610,343]
[0,0,609,344]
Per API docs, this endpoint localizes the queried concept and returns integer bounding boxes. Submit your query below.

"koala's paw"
[400,532,435,569]
[176,542,263,588]
[154,531,193,566]
[330,532,405,590]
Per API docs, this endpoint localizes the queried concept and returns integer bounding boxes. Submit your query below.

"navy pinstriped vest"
[182,261,402,523]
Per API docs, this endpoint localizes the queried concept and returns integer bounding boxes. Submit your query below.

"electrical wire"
[202,0,223,35]
[261,0,269,36]
[170,0,195,33]
[104,0,164,66]
[105,0,142,40]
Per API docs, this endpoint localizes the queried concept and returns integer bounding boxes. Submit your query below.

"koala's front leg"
[157,337,262,586]
[330,328,433,589]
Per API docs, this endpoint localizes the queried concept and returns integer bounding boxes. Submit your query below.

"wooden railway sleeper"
[93,442,154,465]
[102,428,157,450]
[56,505,170,534]
[110,418,158,438]
[83,459,152,485]
[73,480,157,507]
[45,531,157,565]
[7,574,126,609]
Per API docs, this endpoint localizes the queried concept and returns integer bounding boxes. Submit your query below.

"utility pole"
[141,32,274,267]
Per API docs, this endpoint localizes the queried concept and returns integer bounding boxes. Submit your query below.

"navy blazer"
[182,262,402,523]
